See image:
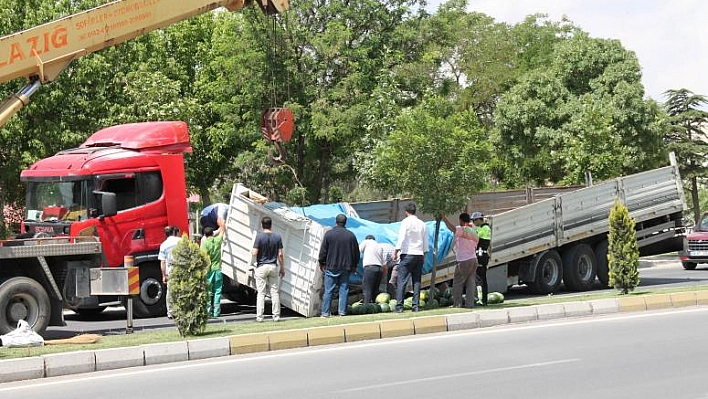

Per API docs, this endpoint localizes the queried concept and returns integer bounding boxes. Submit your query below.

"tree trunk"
[199,188,212,207]
[691,175,700,225]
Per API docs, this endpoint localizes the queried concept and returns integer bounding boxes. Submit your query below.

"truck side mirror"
[93,191,117,217]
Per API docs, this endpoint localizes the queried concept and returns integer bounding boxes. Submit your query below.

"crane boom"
[0,0,288,127]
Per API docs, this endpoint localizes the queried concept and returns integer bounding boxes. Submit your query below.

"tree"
[494,32,666,186]
[607,199,640,294]
[663,88,708,224]
[367,95,491,295]
[169,236,210,337]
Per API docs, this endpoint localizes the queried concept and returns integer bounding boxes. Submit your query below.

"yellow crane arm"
[0,0,288,127]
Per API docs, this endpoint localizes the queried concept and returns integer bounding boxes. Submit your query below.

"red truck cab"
[679,212,708,270]
[19,121,192,317]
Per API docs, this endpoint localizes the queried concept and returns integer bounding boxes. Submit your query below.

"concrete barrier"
[508,306,538,323]
[563,301,592,318]
[536,303,566,320]
[412,316,447,335]
[589,298,619,314]
[669,292,697,308]
[143,341,188,365]
[618,296,647,312]
[308,326,346,346]
[644,294,672,310]
[379,319,414,338]
[43,350,95,377]
[0,356,44,383]
[188,336,231,360]
[229,333,269,355]
[445,312,480,331]
[268,330,308,351]
[344,322,380,342]
[95,346,144,371]
[477,309,509,328]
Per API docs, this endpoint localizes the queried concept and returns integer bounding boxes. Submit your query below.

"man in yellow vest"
[472,212,491,306]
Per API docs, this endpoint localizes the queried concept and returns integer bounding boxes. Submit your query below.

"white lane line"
[337,358,582,393]
[2,306,707,392]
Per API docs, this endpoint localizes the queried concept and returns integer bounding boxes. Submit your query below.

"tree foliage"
[607,199,640,294]
[663,88,708,224]
[169,236,210,337]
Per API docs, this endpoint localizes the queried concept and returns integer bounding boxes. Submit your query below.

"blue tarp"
[290,203,454,285]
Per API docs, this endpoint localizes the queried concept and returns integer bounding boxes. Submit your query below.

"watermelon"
[419,299,426,309]
[375,292,391,304]
[426,299,439,309]
[346,305,353,315]
[380,303,391,313]
[389,299,398,310]
[438,297,450,307]
[420,290,429,302]
[488,292,505,304]
[403,297,413,310]
[444,287,453,299]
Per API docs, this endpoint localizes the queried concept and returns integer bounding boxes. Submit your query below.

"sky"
[425,0,708,104]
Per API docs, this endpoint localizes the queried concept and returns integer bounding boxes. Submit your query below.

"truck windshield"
[25,180,91,222]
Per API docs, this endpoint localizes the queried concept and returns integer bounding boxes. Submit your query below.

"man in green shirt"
[201,226,223,317]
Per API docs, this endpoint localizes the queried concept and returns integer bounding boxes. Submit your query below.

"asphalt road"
[44,258,708,339]
[5,306,708,398]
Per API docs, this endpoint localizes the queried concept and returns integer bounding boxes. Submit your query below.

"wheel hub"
[8,300,28,322]
[140,278,163,306]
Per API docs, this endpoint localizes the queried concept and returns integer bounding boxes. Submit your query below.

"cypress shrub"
[607,199,640,294]
[169,235,210,336]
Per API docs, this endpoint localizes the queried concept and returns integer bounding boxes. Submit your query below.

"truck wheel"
[528,250,563,294]
[594,240,609,286]
[682,262,697,270]
[0,277,51,335]
[562,244,597,291]
[223,284,257,305]
[131,264,167,318]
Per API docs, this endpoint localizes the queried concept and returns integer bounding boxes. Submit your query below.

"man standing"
[200,203,229,237]
[252,216,285,322]
[443,213,479,308]
[159,226,181,319]
[201,226,223,317]
[359,235,385,303]
[472,211,492,306]
[393,203,428,312]
[318,214,360,317]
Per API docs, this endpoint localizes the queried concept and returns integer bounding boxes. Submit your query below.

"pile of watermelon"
[347,290,447,315]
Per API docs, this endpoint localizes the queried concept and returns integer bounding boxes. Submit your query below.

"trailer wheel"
[0,277,51,335]
[131,264,167,318]
[595,240,609,286]
[682,262,697,270]
[528,250,563,294]
[562,244,597,291]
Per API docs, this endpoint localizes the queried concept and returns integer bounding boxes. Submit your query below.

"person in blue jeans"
[318,214,360,317]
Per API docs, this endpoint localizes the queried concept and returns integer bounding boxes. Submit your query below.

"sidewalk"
[2,290,707,384]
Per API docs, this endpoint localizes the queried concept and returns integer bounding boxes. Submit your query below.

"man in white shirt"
[359,235,385,303]
[393,203,429,312]
[159,226,181,319]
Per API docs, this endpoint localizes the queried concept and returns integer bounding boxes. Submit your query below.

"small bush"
[607,199,640,294]
[169,236,210,337]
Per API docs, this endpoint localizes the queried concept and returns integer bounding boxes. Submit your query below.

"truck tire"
[562,244,597,291]
[595,240,609,286]
[223,284,257,305]
[132,264,167,318]
[0,277,51,335]
[528,250,563,294]
[682,262,697,270]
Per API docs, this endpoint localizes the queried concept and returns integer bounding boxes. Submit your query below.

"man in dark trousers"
[393,203,428,312]
[472,211,491,306]
[318,214,360,317]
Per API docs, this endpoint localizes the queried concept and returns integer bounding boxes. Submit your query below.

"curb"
[0,292,701,383]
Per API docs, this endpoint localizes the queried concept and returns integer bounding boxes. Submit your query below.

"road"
[44,259,708,338]
[5,306,708,398]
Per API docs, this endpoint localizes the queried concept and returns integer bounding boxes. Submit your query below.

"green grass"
[2,284,707,360]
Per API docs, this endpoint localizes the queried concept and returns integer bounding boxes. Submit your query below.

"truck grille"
[688,240,708,251]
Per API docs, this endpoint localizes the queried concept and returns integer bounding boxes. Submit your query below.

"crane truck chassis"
[0,0,288,336]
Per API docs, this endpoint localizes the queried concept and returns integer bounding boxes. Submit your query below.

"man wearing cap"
[472,211,491,306]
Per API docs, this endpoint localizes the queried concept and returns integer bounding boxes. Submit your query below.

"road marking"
[337,358,582,393]
[2,306,707,392]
